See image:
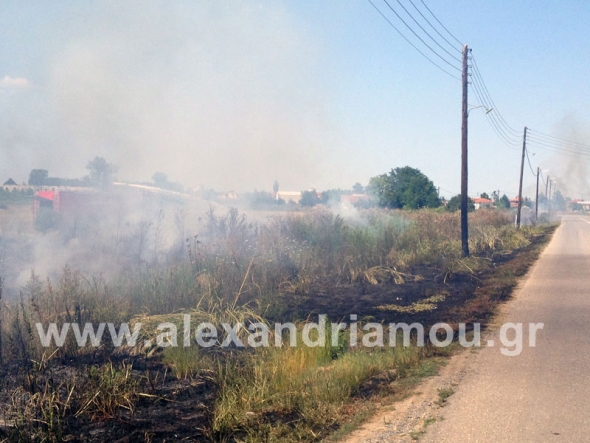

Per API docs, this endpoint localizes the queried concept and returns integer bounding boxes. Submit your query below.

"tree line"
[28,157,118,189]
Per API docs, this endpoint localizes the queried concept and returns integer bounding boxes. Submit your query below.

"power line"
[539,169,546,187]
[525,147,537,177]
[470,55,521,137]
[470,56,520,137]
[368,1,576,196]
[466,55,522,147]
[527,133,590,154]
[407,0,462,54]
[418,0,463,46]
[470,89,520,146]
[438,187,460,196]
[527,128,590,150]
[367,0,461,80]
[527,136,590,157]
[380,0,462,72]
[392,0,462,63]
[469,74,520,148]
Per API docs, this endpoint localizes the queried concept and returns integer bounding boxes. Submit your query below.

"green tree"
[86,157,118,188]
[553,190,567,211]
[491,191,499,203]
[480,192,490,199]
[368,166,441,209]
[152,172,169,188]
[352,182,364,193]
[445,194,475,212]
[248,191,283,209]
[300,189,320,207]
[28,169,48,186]
[499,194,511,209]
[152,172,184,192]
[320,189,347,206]
[537,193,547,206]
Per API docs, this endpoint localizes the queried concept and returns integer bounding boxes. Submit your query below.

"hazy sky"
[1,1,589,198]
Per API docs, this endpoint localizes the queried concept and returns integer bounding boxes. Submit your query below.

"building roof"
[3,178,17,186]
[36,190,56,201]
[277,191,303,196]
[472,197,493,204]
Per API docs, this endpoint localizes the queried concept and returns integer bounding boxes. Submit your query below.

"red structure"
[33,189,101,218]
[33,190,56,217]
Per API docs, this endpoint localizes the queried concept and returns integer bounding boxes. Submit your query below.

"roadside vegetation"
[0,205,556,442]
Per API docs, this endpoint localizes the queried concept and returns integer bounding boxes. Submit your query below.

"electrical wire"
[466,55,522,146]
[368,1,589,171]
[470,56,520,137]
[407,0,462,53]
[470,55,521,137]
[470,90,520,147]
[418,0,463,46]
[528,128,590,150]
[380,0,462,72]
[539,169,546,187]
[527,133,590,154]
[438,187,460,196]
[525,147,537,177]
[527,134,590,153]
[393,0,462,63]
[526,136,590,157]
[367,0,461,80]
[469,74,521,148]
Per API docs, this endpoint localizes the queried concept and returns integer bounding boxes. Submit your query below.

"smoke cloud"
[544,118,590,199]
[1,1,334,192]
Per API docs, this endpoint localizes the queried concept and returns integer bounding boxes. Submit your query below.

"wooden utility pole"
[0,277,3,365]
[545,176,551,212]
[535,167,540,222]
[516,126,528,228]
[461,44,470,257]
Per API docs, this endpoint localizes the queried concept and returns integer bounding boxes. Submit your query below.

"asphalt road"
[422,215,590,442]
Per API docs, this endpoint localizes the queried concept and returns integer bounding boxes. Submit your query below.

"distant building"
[218,191,238,200]
[566,199,590,212]
[3,178,17,186]
[472,197,494,210]
[510,197,520,208]
[276,191,302,204]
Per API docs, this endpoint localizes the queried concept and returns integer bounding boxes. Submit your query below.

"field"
[0,202,555,442]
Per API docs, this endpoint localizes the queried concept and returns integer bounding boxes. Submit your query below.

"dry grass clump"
[0,206,551,442]
[209,330,432,441]
[2,359,142,443]
[4,268,127,364]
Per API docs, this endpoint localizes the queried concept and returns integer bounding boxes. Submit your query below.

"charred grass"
[0,208,556,442]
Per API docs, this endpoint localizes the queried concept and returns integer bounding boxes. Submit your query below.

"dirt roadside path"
[338,221,558,443]
[338,345,473,443]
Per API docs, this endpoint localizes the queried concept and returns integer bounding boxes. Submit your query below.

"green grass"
[436,387,454,407]
[409,417,438,440]
[162,346,214,379]
[210,343,428,441]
